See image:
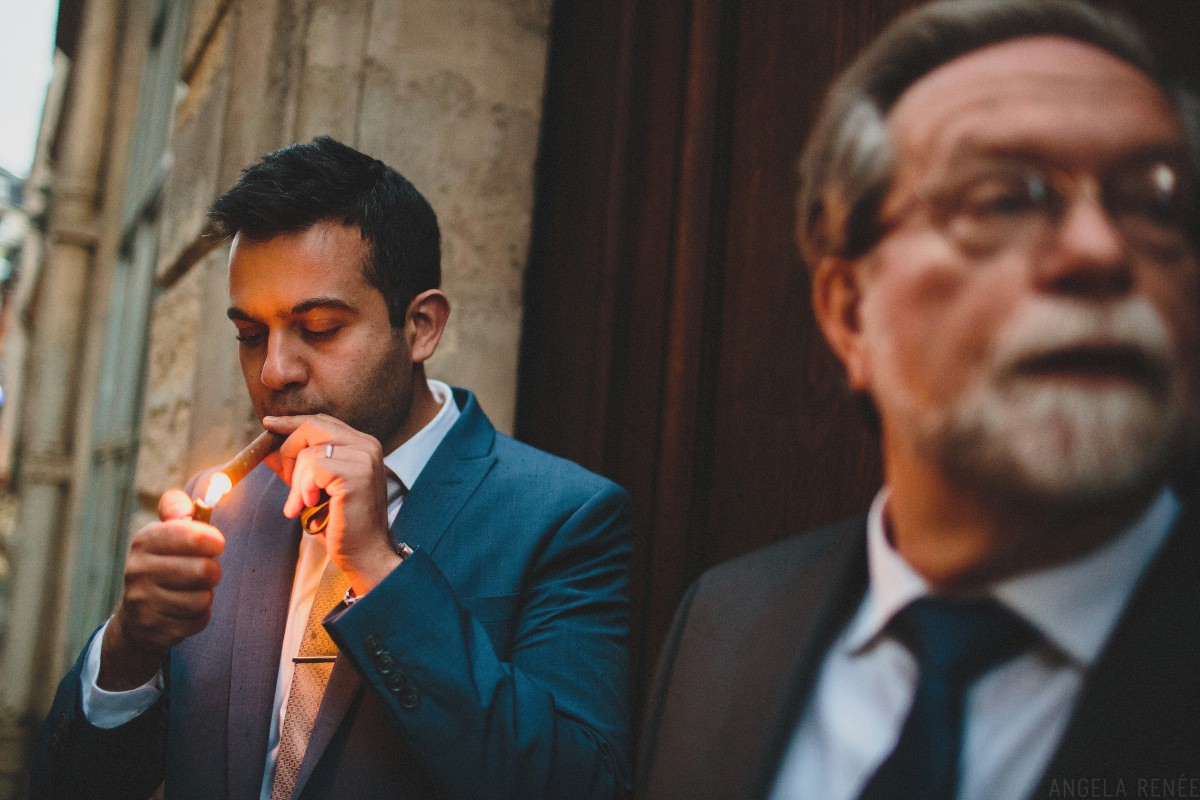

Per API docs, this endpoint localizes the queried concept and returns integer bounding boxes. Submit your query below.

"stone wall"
[137,1,550,507]
[0,1,551,794]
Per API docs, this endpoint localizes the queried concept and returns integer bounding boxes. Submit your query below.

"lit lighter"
[190,429,331,533]
[191,430,284,523]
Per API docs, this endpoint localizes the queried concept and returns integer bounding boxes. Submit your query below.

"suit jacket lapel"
[751,522,869,798]
[1032,504,1200,796]
[225,471,302,799]
[641,518,869,800]
[391,388,496,556]
[294,657,362,796]
[292,389,497,795]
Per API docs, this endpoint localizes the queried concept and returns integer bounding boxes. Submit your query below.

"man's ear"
[405,289,451,364]
[812,257,871,392]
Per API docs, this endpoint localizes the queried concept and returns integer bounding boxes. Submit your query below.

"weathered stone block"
[182,0,229,79]
[185,247,257,479]
[295,0,372,143]
[134,263,205,501]
[158,14,230,282]
[218,0,296,190]
[358,0,551,433]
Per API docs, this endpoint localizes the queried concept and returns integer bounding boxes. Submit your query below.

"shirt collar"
[381,379,460,490]
[849,485,1179,668]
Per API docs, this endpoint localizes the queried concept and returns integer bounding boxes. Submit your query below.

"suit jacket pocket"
[461,594,519,662]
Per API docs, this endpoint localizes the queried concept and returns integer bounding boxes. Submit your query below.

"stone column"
[0,1,121,794]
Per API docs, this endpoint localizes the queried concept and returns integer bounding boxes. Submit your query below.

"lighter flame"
[204,472,233,506]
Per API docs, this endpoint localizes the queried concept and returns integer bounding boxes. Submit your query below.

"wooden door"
[517,0,1200,727]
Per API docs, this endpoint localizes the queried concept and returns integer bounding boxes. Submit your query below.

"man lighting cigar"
[33,136,633,800]
[638,1,1200,798]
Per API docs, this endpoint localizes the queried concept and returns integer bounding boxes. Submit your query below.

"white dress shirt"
[768,486,1179,800]
[81,380,461,800]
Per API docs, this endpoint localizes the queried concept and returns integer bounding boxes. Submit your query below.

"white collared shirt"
[81,380,461,799]
[768,486,1179,800]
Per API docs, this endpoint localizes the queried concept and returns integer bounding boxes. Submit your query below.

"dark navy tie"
[856,596,1038,800]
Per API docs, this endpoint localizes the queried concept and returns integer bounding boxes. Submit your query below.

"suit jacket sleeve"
[28,473,208,800]
[325,480,634,800]
[29,626,168,800]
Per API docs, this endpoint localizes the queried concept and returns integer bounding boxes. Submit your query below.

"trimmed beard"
[867,295,1191,504]
[934,376,1180,503]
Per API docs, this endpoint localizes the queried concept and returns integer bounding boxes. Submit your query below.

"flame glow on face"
[204,472,233,506]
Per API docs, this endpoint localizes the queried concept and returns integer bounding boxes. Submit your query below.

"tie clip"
[292,656,336,664]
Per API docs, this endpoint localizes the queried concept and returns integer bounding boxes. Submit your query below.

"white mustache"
[990,298,1176,385]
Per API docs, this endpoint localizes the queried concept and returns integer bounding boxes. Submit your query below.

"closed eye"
[235,329,265,346]
[302,326,341,342]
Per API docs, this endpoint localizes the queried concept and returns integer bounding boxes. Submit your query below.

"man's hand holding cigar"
[262,413,398,596]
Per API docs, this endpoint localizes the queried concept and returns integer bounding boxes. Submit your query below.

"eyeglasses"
[882,158,1196,260]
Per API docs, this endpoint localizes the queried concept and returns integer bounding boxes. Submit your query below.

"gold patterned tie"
[269,558,345,800]
[269,474,406,799]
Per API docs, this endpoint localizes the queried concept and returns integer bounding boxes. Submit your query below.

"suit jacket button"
[386,672,406,692]
[364,634,385,655]
[399,685,420,710]
[374,652,396,675]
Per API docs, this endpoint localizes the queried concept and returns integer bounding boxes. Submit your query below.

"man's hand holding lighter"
[262,413,400,597]
[99,414,395,693]
[99,490,224,692]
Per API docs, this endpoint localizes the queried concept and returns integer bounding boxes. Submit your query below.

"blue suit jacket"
[33,389,633,799]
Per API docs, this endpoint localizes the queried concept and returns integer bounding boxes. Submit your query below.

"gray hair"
[796,0,1200,268]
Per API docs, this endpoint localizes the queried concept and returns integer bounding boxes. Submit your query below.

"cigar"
[220,430,288,486]
[227,431,330,533]
[192,430,286,521]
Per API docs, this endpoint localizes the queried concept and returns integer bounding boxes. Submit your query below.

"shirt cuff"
[341,542,413,606]
[80,618,164,729]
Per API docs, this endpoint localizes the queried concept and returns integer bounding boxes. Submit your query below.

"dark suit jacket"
[638,508,1200,800]
[33,389,633,800]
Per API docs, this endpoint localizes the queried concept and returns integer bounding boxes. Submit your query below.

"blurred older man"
[638,2,1200,799]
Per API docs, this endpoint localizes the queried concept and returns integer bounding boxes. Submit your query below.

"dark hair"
[796,0,1200,267]
[209,136,440,325]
